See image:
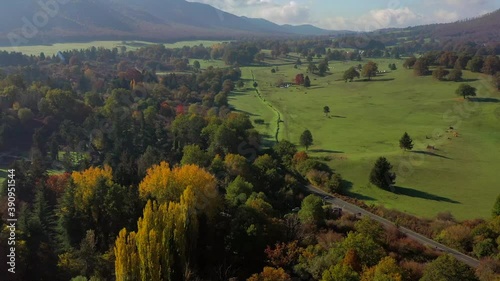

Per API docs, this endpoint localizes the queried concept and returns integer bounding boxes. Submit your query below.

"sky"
[187,0,500,30]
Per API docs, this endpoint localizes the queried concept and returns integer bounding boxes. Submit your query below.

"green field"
[0,40,227,56]
[230,55,500,220]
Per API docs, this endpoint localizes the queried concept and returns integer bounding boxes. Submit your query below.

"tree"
[272,140,297,168]
[433,66,449,80]
[192,60,201,71]
[455,84,477,100]
[298,194,324,225]
[300,129,313,150]
[362,61,378,80]
[247,267,291,281]
[492,194,500,217]
[304,76,311,87]
[448,68,463,82]
[321,264,359,281]
[481,55,500,75]
[295,73,305,85]
[420,254,478,281]
[399,132,414,151]
[318,60,329,76]
[226,176,254,207]
[253,81,258,88]
[403,56,416,69]
[361,256,403,281]
[369,157,395,190]
[413,58,429,76]
[467,56,484,72]
[138,161,220,218]
[343,67,360,82]
[18,107,34,123]
[181,144,211,167]
[323,106,330,117]
[308,63,318,74]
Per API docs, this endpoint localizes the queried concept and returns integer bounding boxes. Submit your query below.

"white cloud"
[434,10,460,22]
[318,7,424,31]
[253,1,310,24]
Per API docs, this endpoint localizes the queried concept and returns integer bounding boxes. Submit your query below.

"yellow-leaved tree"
[71,165,113,211]
[114,186,199,281]
[138,161,220,218]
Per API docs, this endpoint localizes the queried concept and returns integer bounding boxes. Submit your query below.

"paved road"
[306,185,480,268]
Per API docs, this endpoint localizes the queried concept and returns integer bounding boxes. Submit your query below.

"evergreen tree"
[399,132,414,151]
[299,130,313,150]
[369,157,396,190]
[304,76,311,87]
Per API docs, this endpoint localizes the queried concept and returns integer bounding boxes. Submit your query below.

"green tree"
[467,56,484,72]
[362,61,378,80]
[323,106,330,117]
[420,254,478,281]
[343,67,360,82]
[300,129,313,150]
[181,144,211,167]
[298,194,324,225]
[18,108,34,123]
[492,194,500,217]
[272,140,297,169]
[192,60,201,70]
[226,176,254,207]
[304,76,311,87]
[321,264,359,281]
[399,132,414,151]
[369,157,396,190]
[318,60,329,76]
[455,84,477,99]
[448,68,463,82]
[253,81,258,88]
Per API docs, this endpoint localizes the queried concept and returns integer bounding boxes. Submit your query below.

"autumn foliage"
[139,161,220,217]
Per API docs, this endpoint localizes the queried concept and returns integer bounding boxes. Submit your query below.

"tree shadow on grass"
[353,78,395,82]
[393,186,460,204]
[468,97,500,103]
[309,149,343,153]
[230,108,258,116]
[330,115,346,118]
[410,150,452,159]
[342,181,377,201]
[461,78,479,82]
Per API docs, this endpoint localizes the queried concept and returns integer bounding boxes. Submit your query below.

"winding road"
[306,185,480,268]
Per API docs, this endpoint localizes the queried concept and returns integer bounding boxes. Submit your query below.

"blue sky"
[188,0,500,30]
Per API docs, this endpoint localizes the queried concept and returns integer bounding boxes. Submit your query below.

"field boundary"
[251,70,282,143]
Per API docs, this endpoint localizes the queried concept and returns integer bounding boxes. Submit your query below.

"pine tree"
[369,157,396,190]
[299,130,313,151]
[399,132,414,151]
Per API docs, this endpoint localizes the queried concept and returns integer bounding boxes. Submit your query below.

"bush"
[306,169,330,186]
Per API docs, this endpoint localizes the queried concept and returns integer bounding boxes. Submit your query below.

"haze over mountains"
[0,0,498,46]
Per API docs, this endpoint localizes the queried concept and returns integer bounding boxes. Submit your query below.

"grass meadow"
[0,40,226,56]
[230,54,500,220]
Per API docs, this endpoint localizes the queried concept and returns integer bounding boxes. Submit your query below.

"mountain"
[0,0,339,46]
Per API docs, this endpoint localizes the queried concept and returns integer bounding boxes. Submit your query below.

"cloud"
[253,1,311,24]
[319,7,424,31]
[433,10,460,22]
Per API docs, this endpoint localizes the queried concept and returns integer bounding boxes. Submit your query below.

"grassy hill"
[230,55,500,220]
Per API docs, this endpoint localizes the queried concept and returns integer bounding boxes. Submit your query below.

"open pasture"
[231,54,500,219]
[0,40,226,56]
